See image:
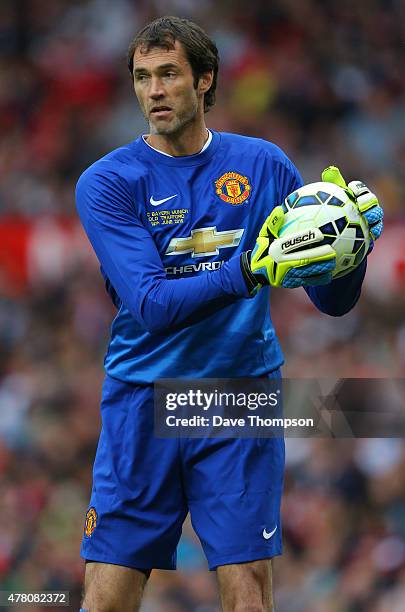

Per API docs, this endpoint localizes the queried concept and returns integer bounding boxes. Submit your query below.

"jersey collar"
[137,130,220,167]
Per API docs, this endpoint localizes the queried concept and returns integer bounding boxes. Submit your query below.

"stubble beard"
[148,97,199,137]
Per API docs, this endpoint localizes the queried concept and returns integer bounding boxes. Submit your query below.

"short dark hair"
[127,16,219,113]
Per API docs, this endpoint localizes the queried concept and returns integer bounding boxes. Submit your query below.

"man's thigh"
[217,559,274,612]
[184,436,285,570]
[82,561,149,612]
[81,376,187,570]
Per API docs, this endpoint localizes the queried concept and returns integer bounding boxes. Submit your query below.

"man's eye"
[165,72,176,78]
[136,74,149,81]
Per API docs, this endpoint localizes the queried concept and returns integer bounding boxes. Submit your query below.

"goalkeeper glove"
[241,206,336,291]
[321,166,384,243]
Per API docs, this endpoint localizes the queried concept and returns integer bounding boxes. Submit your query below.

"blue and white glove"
[321,166,384,248]
[242,206,336,290]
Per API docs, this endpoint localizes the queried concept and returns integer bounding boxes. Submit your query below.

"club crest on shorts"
[215,171,251,205]
[84,507,97,537]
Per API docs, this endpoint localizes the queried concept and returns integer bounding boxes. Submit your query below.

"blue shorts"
[81,374,284,571]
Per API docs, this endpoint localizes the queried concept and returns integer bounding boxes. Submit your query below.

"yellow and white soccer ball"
[278,181,370,278]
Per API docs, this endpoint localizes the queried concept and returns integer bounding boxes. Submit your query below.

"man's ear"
[198,70,214,95]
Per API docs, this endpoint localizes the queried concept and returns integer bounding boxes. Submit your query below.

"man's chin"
[149,109,198,136]
[148,117,169,131]
[151,125,175,136]
[150,124,180,136]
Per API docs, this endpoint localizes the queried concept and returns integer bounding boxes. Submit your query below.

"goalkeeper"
[76,15,383,612]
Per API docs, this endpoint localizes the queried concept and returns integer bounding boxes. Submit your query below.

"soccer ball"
[278,181,370,278]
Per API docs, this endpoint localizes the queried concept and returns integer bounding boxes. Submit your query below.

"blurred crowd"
[0,0,404,610]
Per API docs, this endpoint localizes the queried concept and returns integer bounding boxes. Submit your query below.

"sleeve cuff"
[240,251,260,294]
[219,254,257,298]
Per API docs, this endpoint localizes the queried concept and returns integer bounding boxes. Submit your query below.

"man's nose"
[149,77,165,99]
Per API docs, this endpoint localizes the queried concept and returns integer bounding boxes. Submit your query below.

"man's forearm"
[304,259,367,316]
[137,255,251,333]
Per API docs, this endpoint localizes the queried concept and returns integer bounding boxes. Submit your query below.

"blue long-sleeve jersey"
[76,130,365,384]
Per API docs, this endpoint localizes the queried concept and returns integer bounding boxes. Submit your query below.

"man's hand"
[241,166,383,293]
[241,206,336,290]
[321,166,384,243]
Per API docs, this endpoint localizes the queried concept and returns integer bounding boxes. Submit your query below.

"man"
[76,16,383,612]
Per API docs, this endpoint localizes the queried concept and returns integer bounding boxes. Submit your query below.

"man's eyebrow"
[134,62,180,74]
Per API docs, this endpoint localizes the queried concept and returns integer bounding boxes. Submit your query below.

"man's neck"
[145,122,209,157]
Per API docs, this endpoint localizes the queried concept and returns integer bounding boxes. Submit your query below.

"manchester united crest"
[215,171,252,205]
[84,507,97,537]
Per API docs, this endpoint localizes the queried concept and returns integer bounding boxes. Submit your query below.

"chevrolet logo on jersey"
[165,227,244,258]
